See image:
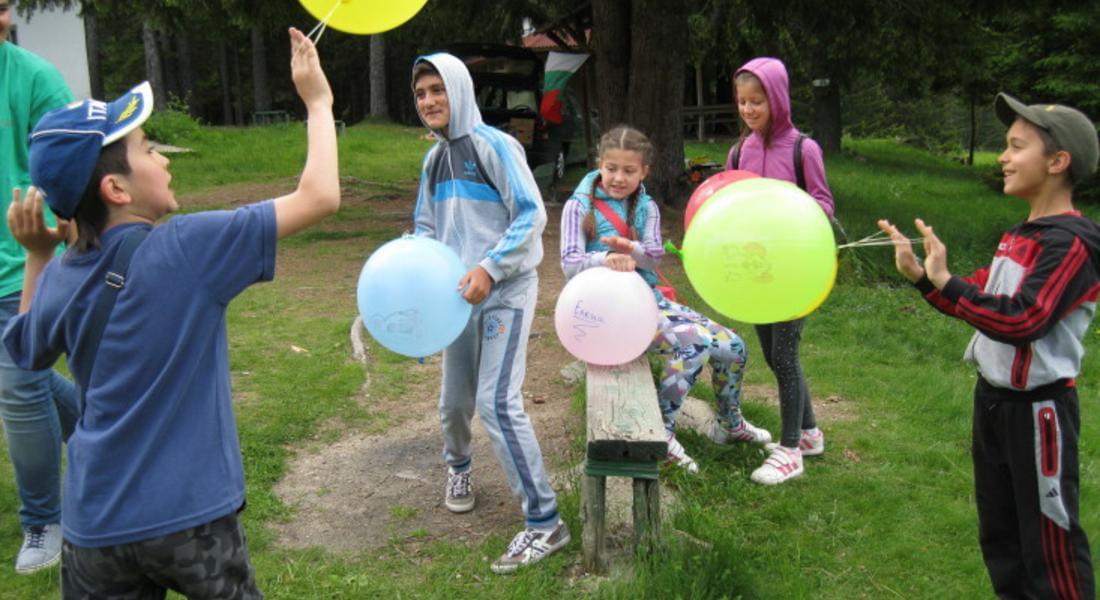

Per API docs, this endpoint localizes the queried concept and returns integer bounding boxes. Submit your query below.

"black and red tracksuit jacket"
[915,212,1100,390]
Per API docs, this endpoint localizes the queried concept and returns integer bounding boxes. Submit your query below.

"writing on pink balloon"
[571,301,604,340]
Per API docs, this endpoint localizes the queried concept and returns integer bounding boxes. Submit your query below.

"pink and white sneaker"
[666,433,699,474]
[723,418,772,444]
[799,428,825,456]
[751,445,803,485]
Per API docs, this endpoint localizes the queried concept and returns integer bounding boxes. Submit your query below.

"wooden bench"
[581,355,667,573]
[252,110,290,126]
[681,104,740,140]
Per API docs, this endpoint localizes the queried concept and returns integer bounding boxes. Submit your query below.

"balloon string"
[306,0,341,45]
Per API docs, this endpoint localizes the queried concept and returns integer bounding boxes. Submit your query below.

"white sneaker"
[445,469,475,513]
[665,433,699,474]
[799,428,825,456]
[14,524,61,575]
[751,445,803,485]
[491,521,571,574]
[710,418,772,444]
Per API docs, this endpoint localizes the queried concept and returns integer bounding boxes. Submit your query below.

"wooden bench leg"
[632,477,660,554]
[581,473,608,574]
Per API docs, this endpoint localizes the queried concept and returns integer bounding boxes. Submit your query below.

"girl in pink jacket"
[726,57,834,485]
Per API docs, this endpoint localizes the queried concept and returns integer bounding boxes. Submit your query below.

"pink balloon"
[684,169,759,231]
[554,267,659,366]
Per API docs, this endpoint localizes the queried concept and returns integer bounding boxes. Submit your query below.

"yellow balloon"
[299,0,428,35]
[682,178,837,324]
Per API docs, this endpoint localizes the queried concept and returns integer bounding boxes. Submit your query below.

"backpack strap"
[72,227,149,416]
[726,140,742,170]
[591,199,631,238]
[794,133,807,191]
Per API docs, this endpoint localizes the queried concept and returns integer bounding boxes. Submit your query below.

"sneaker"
[799,428,825,456]
[710,418,772,444]
[750,445,804,485]
[491,521,571,574]
[14,524,61,575]
[445,469,475,513]
[665,433,699,474]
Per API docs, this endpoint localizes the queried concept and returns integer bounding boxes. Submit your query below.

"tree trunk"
[217,40,234,124]
[232,45,245,125]
[369,34,388,119]
[159,31,179,102]
[967,94,976,166]
[177,33,196,114]
[81,2,103,99]
[590,0,630,129]
[810,74,841,154]
[250,25,272,112]
[142,20,166,110]
[627,0,688,205]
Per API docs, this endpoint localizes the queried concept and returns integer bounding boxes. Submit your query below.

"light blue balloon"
[357,236,472,358]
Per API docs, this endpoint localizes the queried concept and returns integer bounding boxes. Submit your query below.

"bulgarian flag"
[540,52,588,125]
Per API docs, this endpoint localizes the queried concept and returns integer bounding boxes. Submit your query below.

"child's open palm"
[289,27,332,109]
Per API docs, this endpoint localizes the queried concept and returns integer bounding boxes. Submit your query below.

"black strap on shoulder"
[794,133,807,191]
[730,135,806,190]
[73,228,149,415]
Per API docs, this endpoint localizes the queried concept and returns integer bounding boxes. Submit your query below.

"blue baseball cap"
[29,81,154,219]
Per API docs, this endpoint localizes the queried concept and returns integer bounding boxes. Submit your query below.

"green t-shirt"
[0,41,73,297]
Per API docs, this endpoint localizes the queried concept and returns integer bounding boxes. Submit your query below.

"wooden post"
[582,474,608,574]
[694,62,705,142]
[632,478,660,553]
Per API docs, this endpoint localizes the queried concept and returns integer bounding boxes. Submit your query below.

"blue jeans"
[0,292,79,528]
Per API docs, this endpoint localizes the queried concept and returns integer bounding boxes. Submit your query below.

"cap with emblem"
[28,81,154,219]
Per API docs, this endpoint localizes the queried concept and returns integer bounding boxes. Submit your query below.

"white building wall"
[11,6,91,99]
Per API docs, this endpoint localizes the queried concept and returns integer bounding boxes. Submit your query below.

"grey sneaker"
[491,521,571,574]
[445,469,475,513]
[15,524,62,574]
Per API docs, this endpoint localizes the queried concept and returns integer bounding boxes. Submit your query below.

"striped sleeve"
[629,198,664,271]
[475,126,547,281]
[560,198,607,279]
[938,230,1099,344]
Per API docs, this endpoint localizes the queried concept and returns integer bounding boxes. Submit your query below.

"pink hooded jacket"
[725,57,834,217]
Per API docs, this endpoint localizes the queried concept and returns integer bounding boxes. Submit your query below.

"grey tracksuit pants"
[438,272,559,528]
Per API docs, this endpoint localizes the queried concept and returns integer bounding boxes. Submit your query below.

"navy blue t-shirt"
[3,201,276,547]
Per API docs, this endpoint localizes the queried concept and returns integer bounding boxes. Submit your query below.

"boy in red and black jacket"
[880,93,1098,599]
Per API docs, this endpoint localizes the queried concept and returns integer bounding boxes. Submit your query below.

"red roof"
[521,29,590,51]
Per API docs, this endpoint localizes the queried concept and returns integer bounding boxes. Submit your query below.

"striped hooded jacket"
[411,53,546,283]
[917,213,1100,391]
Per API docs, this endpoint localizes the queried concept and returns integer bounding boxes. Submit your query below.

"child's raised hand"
[600,236,634,254]
[913,218,950,288]
[8,187,69,256]
[288,27,333,110]
[605,252,636,272]
[877,219,924,283]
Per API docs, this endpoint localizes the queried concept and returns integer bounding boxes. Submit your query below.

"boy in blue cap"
[2,27,338,597]
[879,94,1098,599]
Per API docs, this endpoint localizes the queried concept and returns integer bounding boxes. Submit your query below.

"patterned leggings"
[648,299,746,434]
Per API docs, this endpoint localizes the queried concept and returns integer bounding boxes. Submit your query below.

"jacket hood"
[412,52,482,140]
[736,57,793,138]
[1032,213,1100,268]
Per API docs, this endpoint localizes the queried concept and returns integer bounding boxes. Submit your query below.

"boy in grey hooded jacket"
[411,53,568,574]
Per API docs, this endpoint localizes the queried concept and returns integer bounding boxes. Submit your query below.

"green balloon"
[682,178,836,324]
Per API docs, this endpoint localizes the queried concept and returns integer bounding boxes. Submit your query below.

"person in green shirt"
[0,0,78,575]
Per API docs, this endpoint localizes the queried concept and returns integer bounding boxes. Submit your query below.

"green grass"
[1,124,1097,598]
